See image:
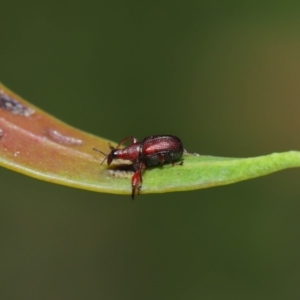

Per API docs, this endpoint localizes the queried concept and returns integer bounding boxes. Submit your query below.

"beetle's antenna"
[93,148,108,165]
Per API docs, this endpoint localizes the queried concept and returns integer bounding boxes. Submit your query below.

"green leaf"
[0,82,299,198]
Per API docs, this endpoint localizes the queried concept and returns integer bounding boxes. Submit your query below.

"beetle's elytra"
[94,135,184,199]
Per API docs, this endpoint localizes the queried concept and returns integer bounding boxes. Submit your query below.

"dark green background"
[1,1,300,299]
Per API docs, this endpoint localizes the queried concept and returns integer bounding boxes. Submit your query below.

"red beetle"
[94,135,184,199]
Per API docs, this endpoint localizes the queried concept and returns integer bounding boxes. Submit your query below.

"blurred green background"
[1,1,300,299]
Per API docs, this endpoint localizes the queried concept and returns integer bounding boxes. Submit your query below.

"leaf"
[0,82,299,198]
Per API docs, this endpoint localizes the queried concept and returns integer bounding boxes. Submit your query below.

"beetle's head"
[106,150,117,165]
[93,147,116,165]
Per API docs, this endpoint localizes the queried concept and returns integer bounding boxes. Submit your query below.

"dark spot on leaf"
[48,129,83,146]
[0,90,35,116]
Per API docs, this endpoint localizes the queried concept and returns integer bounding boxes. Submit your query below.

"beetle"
[93,135,184,199]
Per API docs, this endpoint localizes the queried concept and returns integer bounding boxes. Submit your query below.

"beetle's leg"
[162,151,184,166]
[115,136,138,150]
[137,171,144,195]
[131,170,143,200]
[131,161,146,200]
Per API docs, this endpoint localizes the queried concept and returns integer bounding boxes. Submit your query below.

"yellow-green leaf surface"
[0,82,299,198]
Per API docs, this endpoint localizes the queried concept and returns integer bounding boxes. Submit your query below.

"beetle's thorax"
[113,142,141,162]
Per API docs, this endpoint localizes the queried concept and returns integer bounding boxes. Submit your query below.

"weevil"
[94,135,184,199]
